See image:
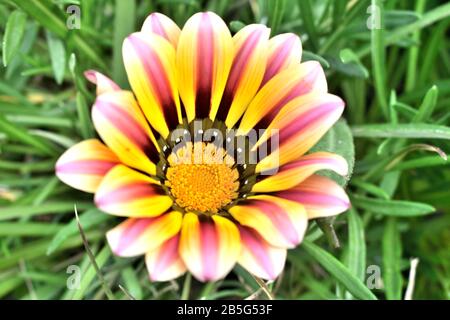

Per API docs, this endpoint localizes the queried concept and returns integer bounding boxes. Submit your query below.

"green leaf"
[371,0,388,117]
[347,208,366,283]
[298,0,319,51]
[2,10,27,67]
[46,31,66,84]
[70,245,113,300]
[0,113,60,156]
[351,195,435,217]
[384,10,421,29]
[310,119,355,187]
[113,0,136,86]
[339,48,369,78]
[0,222,61,236]
[351,123,450,140]
[302,50,330,69]
[413,85,439,123]
[47,208,109,255]
[351,179,390,199]
[0,201,92,221]
[267,0,286,34]
[229,20,245,33]
[121,267,143,300]
[300,241,377,300]
[76,92,95,139]
[382,218,403,300]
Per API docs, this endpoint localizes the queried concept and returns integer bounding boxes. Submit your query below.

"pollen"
[165,142,239,213]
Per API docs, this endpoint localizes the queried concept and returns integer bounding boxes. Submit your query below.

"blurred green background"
[0,0,449,300]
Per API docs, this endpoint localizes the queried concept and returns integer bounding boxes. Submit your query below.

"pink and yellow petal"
[276,175,350,219]
[123,32,181,138]
[239,61,327,134]
[238,226,287,280]
[252,152,348,193]
[261,33,302,86]
[55,139,120,193]
[179,213,240,282]
[176,12,233,122]
[84,70,120,95]
[94,165,172,217]
[255,93,345,173]
[145,235,186,282]
[106,211,182,257]
[141,13,180,47]
[217,24,270,128]
[229,195,308,248]
[92,90,159,175]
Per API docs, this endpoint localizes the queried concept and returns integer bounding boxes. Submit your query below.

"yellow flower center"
[165,142,239,213]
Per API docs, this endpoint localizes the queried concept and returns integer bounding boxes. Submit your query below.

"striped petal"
[216,24,270,128]
[55,139,120,193]
[276,175,350,219]
[252,152,348,193]
[255,93,345,173]
[239,61,327,133]
[176,12,233,122]
[146,235,186,282]
[106,211,182,257]
[92,90,159,175]
[261,33,302,86]
[229,195,308,248]
[238,226,287,280]
[179,213,240,282]
[123,32,181,138]
[94,165,173,217]
[141,13,180,47]
[84,70,120,95]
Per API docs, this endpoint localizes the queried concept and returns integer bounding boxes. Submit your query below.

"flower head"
[56,12,349,282]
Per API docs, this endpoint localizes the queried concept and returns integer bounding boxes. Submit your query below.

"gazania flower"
[56,12,350,282]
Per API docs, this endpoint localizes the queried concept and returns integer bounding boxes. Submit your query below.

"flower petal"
[141,13,180,47]
[176,12,233,122]
[239,61,327,133]
[215,24,270,128]
[84,70,120,95]
[92,90,159,175]
[94,165,173,217]
[229,195,307,248]
[106,211,182,257]
[238,226,287,280]
[255,93,345,173]
[276,175,350,219]
[261,33,302,86]
[179,213,240,282]
[252,152,348,193]
[123,32,181,138]
[145,234,186,282]
[55,139,120,193]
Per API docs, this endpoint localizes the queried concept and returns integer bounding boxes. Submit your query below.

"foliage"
[0,0,449,300]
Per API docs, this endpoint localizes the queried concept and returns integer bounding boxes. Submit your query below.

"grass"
[0,0,449,300]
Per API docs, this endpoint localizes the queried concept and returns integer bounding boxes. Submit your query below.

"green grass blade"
[412,85,439,123]
[46,31,66,85]
[301,241,377,300]
[0,113,60,156]
[113,0,136,86]
[351,123,450,140]
[298,0,319,51]
[351,195,435,217]
[2,10,27,67]
[370,0,388,117]
[382,218,403,300]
